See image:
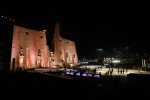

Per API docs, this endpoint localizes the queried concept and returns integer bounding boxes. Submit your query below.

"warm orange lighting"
[43,56,45,67]
[11,23,78,71]
[26,48,30,68]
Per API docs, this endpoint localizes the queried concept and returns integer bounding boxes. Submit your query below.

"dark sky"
[2,0,150,59]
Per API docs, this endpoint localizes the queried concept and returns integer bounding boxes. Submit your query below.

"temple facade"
[10,22,78,71]
[52,22,78,67]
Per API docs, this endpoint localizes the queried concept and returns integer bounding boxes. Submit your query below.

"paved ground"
[75,65,150,77]
[96,68,137,76]
[28,65,150,76]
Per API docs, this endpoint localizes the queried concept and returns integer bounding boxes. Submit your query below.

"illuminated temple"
[10,22,78,71]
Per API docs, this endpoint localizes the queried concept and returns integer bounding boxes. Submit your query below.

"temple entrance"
[12,58,15,71]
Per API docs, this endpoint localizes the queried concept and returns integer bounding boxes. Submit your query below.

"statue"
[19,47,24,70]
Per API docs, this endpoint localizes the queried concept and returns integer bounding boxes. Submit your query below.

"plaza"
[28,65,150,79]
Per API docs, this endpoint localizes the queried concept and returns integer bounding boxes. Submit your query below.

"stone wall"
[60,37,78,67]
[53,22,78,67]
[11,25,49,71]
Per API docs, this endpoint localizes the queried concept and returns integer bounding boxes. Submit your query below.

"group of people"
[118,68,127,74]
[105,68,113,76]
[83,66,128,76]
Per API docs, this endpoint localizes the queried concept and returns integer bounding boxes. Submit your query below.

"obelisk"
[54,21,61,67]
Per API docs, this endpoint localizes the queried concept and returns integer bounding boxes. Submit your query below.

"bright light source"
[70,72,74,75]
[82,73,87,77]
[112,60,120,63]
[94,74,100,78]
[97,49,102,51]
[76,72,80,76]
[2,16,3,18]
[66,71,70,75]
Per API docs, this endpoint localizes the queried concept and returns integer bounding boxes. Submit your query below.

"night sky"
[2,0,150,59]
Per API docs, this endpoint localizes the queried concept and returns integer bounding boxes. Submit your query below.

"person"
[93,69,96,74]
[85,67,87,71]
[93,69,94,74]
[120,70,122,74]
[123,69,124,74]
[118,68,119,74]
[112,67,113,72]
[110,70,112,76]
[108,71,109,75]
[99,72,101,76]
